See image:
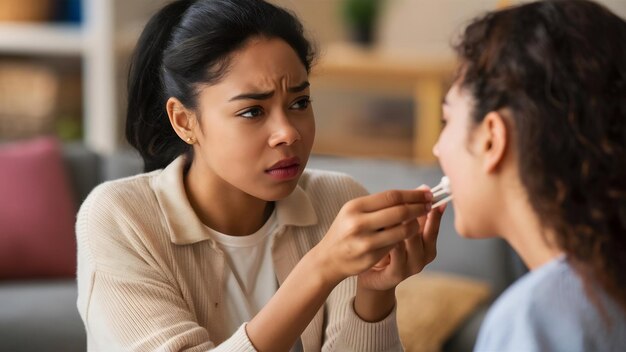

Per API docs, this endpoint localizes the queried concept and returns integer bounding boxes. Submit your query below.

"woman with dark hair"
[76,0,443,351]
[434,0,626,350]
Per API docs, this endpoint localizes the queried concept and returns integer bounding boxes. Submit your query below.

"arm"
[244,250,334,351]
[246,189,433,351]
[322,276,401,352]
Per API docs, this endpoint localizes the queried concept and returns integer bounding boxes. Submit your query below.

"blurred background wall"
[0,0,624,162]
[274,0,626,56]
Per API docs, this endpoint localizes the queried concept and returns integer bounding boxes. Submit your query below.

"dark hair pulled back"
[456,0,626,311]
[126,0,315,172]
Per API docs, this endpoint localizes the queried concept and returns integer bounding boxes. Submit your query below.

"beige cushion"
[396,272,491,352]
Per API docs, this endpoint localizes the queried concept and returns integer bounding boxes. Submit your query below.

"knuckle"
[428,249,438,263]
[385,190,403,205]
[354,240,371,255]
[395,205,410,219]
[410,220,421,233]
[342,200,357,214]
[402,222,415,237]
[345,218,363,234]
[388,225,401,238]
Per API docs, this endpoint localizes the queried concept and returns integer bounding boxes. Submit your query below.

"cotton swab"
[431,176,453,208]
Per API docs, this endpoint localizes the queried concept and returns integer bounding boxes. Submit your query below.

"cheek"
[454,207,494,239]
[449,171,495,239]
[436,127,488,238]
[299,115,316,149]
[201,122,265,175]
[436,128,461,177]
[451,188,481,238]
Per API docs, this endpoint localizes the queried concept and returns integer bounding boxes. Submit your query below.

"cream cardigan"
[76,157,401,351]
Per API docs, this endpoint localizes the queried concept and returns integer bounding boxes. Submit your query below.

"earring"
[186,137,195,144]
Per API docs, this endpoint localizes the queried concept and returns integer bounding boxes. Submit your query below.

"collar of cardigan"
[153,156,318,245]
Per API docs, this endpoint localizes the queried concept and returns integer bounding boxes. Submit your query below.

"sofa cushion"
[0,136,77,279]
[396,272,491,352]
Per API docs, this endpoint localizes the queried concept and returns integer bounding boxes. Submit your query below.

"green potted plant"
[341,0,383,45]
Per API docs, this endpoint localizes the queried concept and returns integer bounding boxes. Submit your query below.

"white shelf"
[0,0,168,155]
[0,23,84,56]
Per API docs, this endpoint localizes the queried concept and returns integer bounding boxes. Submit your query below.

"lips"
[267,156,300,171]
[266,156,301,180]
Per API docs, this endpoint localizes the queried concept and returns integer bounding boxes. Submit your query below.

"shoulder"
[476,258,621,352]
[475,266,555,351]
[298,168,369,205]
[78,171,159,223]
[76,171,164,256]
[76,169,179,273]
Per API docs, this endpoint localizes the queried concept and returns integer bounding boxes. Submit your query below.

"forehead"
[444,80,476,112]
[445,80,466,102]
[225,37,308,86]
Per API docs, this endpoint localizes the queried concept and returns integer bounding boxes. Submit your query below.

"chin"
[456,231,485,239]
[261,180,300,201]
[454,217,493,239]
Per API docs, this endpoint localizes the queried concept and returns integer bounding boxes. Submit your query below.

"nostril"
[271,135,298,147]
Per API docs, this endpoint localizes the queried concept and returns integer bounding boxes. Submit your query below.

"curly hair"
[455,0,626,312]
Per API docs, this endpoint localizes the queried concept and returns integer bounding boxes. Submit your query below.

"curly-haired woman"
[434,0,626,350]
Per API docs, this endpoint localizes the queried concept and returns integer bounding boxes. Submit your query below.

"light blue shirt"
[475,256,626,352]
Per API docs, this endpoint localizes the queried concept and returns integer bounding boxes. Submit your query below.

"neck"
[184,159,273,236]
[495,179,563,270]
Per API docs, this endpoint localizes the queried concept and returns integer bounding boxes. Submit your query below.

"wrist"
[247,247,337,351]
[302,247,343,291]
[354,279,396,322]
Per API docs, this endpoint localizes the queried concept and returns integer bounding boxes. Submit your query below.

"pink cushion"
[0,136,77,279]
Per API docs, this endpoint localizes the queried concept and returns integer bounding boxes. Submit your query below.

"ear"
[480,111,509,173]
[166,97,197,142]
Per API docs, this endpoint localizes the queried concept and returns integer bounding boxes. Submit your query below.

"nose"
[268,111,301,147]
[432,141,440,158]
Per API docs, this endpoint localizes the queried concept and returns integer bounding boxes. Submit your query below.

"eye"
[238,106,264,119]
[289,96,311,111]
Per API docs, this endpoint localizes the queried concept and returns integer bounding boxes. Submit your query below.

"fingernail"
[426,203,432,212]
[425,191,433,201]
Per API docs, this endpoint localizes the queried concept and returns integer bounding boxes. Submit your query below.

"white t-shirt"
[210,211,303,352]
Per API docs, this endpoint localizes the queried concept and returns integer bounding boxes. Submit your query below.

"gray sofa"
[0,144,525,352]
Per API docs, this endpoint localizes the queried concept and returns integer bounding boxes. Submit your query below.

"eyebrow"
[229,81,310,101]
[288,81,310,93]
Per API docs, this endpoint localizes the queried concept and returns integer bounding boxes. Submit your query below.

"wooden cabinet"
[311,43,456,164]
